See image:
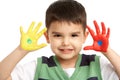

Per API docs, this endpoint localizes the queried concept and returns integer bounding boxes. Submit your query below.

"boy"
[0,0,120,80]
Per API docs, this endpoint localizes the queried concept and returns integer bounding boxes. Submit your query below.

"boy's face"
[45,21,88,60]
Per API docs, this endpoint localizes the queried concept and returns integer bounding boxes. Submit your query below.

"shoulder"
[99,56,119,80]
[11,60,37,80]
[81,54,99,59]
[80,54,100,66]
[81,54,100,62]
[37,55,57,67]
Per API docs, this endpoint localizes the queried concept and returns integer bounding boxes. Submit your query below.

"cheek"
[73,37,84,44]
[72,38,84,49]
[73,41,83,52]
[49,38,61,47]
[73,40,83,48]
[49,39,61,54]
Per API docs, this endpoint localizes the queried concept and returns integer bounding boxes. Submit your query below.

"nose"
[62,37,70,46]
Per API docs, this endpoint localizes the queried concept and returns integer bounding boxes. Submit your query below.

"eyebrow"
[71,32,81,34]
[52,32,61,34]
[52,31,82,34]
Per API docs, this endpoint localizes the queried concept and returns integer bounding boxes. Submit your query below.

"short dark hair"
[45,0,87,32]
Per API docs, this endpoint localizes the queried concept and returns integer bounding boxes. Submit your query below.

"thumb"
[83,46,93,50]
[37,43,47,50]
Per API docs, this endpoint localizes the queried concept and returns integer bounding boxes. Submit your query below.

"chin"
[58,54,77,60]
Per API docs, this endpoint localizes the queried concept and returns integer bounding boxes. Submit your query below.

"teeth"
[60,49,73,51]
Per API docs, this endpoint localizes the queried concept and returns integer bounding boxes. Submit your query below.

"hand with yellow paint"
[20,22,47,51]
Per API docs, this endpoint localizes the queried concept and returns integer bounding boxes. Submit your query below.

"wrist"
[17,45,30,54]
[102,46,115,57]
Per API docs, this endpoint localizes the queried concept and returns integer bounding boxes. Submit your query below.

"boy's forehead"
[47,21,85,34]
[49,21,83,30]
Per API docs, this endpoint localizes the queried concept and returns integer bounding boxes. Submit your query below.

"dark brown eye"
[72,34,78,37]
[54,34,62,37]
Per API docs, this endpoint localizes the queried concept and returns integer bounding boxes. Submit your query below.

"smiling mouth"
[59,49,73,54]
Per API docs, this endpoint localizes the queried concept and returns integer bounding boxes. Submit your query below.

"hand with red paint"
[84,20,110,52]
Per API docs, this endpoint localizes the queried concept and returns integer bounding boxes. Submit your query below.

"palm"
[84,20,110,52]
[20,22,47,51]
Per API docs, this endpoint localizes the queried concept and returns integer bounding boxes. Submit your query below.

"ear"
[44,32,50,43]
[83,31,89,43]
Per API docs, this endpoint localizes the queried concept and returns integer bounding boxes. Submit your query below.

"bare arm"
[103,46,120,78]
[7,76,12,80]
[0,45,29,80]
[84,21,120,79]
[0,22,47,80]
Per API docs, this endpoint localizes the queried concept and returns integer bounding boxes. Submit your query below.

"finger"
[83,46,93,50]
[101,22,106,35]
[106,28,110,38]
[36,27,47,39]
[33,22,42,35]
[93,20,100,35]
[36,43,47,50]
[27,22,35,33]
[20,26,24,35]
[87,26,95,38]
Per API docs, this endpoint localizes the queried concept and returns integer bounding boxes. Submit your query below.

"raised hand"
[20,22,47,51]
[84,20,110,52]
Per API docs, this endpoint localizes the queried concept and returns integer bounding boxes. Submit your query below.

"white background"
[0,0,120,65]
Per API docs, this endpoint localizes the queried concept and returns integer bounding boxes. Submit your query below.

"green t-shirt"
[34,54,102,80]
